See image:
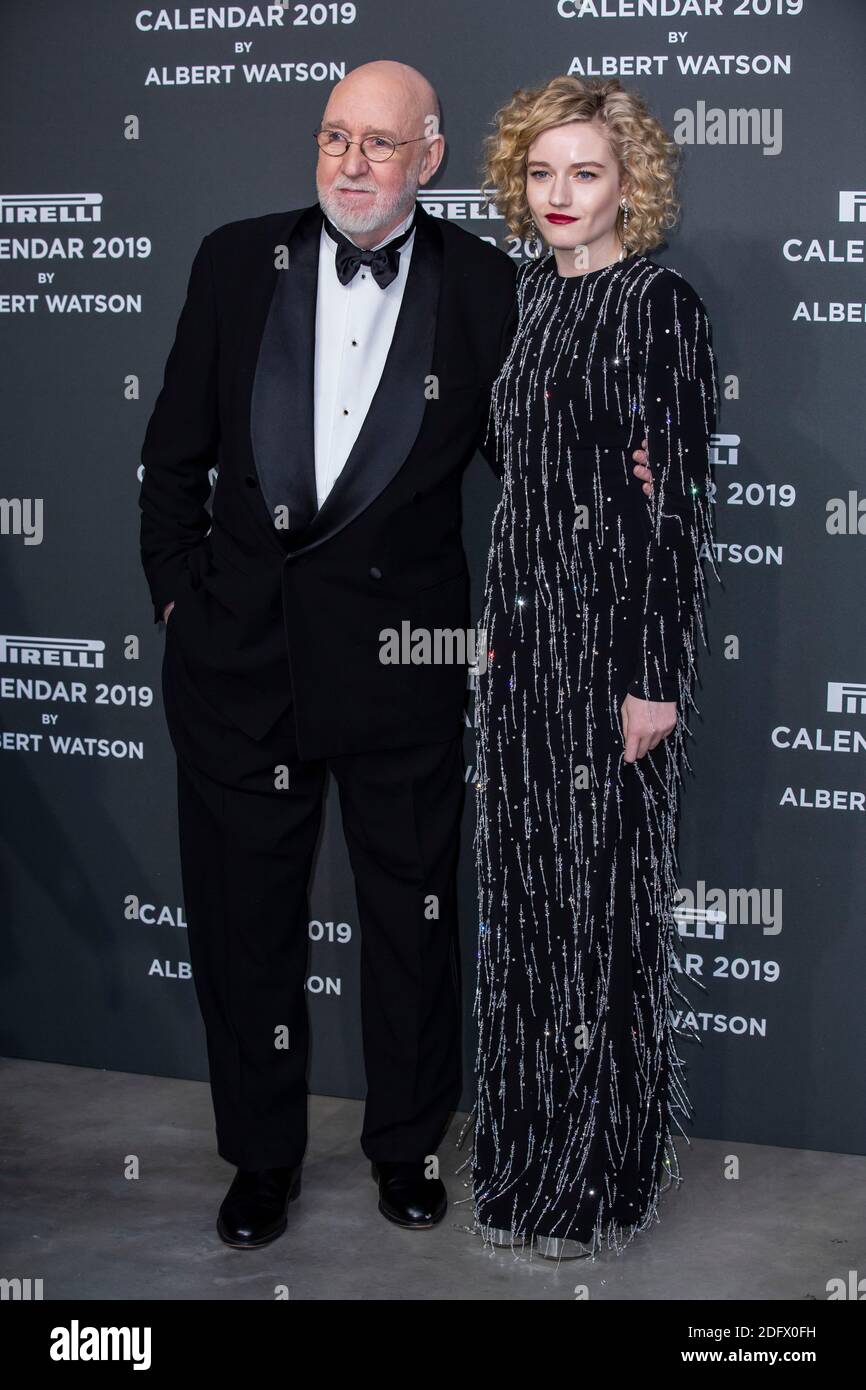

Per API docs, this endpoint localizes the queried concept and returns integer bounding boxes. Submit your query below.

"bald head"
[323,61,441,138]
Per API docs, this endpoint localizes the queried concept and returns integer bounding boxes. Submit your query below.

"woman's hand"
[620,693,677,762]
[631,435,653,495]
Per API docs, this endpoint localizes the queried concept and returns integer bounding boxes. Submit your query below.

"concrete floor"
[1,1057,863,1301]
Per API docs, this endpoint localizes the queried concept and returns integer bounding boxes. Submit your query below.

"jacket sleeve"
[627,274,720,704]
[139,233,218,625]
[478,291,517,478]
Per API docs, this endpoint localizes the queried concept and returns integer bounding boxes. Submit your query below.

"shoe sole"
[216,1177,301,1249]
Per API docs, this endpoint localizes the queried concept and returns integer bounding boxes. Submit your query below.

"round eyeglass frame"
[313,129,429,162]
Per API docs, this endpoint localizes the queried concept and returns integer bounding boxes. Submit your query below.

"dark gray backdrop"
[1,0,864,1155]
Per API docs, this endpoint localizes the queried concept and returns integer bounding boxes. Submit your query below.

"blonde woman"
[465,76,720,1260]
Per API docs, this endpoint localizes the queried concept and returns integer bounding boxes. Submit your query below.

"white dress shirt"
[313,205,416,509]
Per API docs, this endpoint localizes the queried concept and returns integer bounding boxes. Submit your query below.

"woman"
[461,76,720,1260]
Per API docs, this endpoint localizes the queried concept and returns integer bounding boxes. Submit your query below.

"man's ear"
[418,134,446,187]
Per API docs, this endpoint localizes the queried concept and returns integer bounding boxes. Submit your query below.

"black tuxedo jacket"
[139,202,517,759]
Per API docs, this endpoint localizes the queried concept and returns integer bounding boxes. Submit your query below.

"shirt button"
[369,566,383,580]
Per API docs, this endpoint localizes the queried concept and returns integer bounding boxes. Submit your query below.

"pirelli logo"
[0,192,103,223]
[0,636,105,669]
[418,190,502,221]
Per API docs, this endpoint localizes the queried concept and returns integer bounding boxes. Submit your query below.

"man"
[139,60,654,1249]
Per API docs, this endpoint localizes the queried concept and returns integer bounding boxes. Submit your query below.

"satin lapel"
[291,204,444,557]
[242,204,322,549]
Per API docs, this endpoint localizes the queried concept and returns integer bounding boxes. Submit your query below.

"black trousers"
[163,627,465,1170]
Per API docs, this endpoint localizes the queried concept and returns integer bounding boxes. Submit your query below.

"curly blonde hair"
[482,76,680,255]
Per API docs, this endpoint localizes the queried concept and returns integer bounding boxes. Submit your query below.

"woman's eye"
[529,170,548,180]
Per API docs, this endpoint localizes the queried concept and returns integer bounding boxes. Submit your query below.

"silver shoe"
[534,1234,593,1260]
[485,1225,534,1251]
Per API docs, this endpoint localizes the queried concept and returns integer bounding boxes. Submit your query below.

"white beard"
[317,173,416,238]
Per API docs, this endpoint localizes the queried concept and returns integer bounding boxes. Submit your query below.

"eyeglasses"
[314,129,429,163]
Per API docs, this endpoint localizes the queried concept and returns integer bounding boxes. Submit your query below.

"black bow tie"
[324,214,416,289]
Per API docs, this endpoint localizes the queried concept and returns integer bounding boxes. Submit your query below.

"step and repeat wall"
[1,0,863,1155]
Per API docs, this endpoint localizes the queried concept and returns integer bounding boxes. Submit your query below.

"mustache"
[330,178,378,193]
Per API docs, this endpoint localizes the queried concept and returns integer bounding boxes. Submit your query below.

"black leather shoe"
[216,1165,302,1248]
[371,1160,448,1228]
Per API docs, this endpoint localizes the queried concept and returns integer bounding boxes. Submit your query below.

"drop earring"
[526,218,544,260]
[619,198,630,258]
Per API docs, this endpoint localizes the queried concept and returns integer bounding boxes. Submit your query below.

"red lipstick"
[545,214,577,224]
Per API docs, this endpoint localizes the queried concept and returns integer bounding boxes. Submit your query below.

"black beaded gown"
[463,248,719,1258]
